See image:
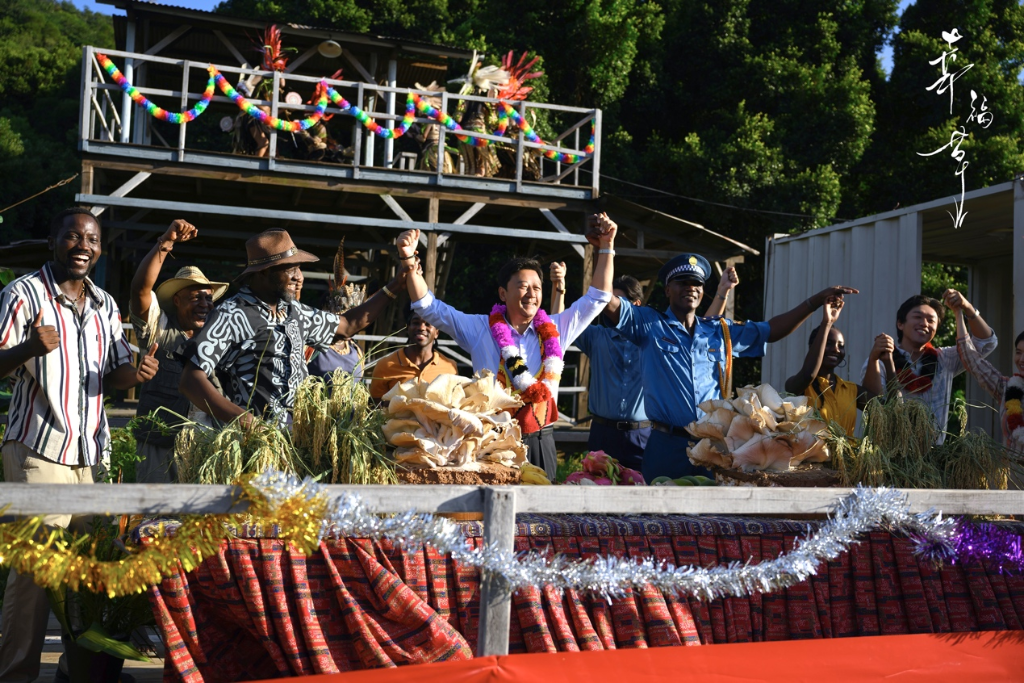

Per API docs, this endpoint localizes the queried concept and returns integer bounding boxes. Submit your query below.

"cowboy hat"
[239,228,318,278]
[155,266,229,310]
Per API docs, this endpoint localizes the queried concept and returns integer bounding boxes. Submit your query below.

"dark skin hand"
[181,260,416,428]
[0,213,156,388]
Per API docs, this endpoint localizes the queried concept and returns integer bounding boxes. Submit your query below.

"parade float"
[2,10,1021,681]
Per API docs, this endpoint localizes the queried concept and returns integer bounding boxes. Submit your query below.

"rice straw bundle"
[854,389,942,488]
[292,370,395,484]
[935,430,1012,490]
[174,417,299,485]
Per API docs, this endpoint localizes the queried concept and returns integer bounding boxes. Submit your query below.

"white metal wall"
[762,213,923,435]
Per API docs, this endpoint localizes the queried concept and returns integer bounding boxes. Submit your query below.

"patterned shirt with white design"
[860,332,998,444]
[181,287,338,425]
[0,264,134,466]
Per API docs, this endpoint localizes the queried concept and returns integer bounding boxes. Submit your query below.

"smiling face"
[897,305,940,348]
[50,213,101,281]
[252,263,303,303]
[819,327,847,374]
[173,285,215,332]
[498,268,544,326]
[1015,339,1024,375]
[407,312,439,350]
[666,276,704,315]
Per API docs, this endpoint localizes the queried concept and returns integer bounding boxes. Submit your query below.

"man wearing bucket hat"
[603,252,858,482]
[128,218,229,482]
[179,228,410,427]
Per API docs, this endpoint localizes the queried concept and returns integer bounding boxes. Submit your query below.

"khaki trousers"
[0,440,93,683]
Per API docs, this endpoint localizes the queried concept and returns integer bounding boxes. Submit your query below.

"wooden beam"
[0,484,1021,516]
[284,45,319,74]
[80,158,590,212]
[576,242,595,418]
[212,29,250,68]
[540,208,585,258]
[476,487,516,656]
[81,194,593,245]
[144,25,191,56]
[343,51,376,83]
[424,198,440,289]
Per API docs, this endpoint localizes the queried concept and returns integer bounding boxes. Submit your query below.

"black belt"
[591,415,652,431]
[651,421,692,438]
[523,425,554,437]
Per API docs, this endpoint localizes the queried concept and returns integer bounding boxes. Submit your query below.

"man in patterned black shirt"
[180,229,409,426]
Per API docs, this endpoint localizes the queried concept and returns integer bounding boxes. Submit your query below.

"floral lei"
[893,344,940,394]
[489,304,563,404]
[1005,374,1024,448]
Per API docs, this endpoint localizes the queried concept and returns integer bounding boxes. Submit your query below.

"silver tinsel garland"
[252,471,960,601]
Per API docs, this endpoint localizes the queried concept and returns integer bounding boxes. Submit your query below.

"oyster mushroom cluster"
[686,384,829,471]
[382,371,528,469]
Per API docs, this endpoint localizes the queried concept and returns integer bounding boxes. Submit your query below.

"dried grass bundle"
[174,417,299,485]
[292,370,395,484]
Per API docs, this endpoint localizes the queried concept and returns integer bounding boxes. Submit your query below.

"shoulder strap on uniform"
[716,318,733,399]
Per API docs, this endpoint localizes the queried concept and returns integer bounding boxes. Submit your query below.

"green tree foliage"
[0,0,113,240]
[846,0,1024,217]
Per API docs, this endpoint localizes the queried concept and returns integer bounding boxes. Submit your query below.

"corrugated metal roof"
[100,0,475,58]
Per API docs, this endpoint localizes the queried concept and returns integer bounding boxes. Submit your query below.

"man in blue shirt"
[575,275,650,470]
[605,253,857,482]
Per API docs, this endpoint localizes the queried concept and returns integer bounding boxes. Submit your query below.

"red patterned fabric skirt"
[149,514,1024,682]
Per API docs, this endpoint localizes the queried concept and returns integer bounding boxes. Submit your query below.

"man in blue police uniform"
[604,253,857,482]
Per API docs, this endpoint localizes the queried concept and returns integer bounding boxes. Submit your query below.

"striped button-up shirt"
[0,264,133,466]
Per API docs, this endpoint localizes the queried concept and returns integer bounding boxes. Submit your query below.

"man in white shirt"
[395,215,617,478]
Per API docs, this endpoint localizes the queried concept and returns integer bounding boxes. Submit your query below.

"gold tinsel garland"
[0,476,330,598]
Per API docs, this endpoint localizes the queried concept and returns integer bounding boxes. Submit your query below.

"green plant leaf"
[45,586,72,636]
[76,623,149,662]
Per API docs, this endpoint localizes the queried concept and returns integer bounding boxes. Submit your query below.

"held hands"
[822,295,844,325]
[549,261,566,291]
[942,288,975,316]
[585,213,617,248]
[810,285,859,309]
[136,342,160,382]
[28,309,59,357]
[161,219,198,245]
[870,333,895,362]
[716,266,739,297]
[396,229,420,260]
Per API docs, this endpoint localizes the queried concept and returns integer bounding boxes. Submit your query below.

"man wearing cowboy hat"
[129,218,229,482]
[179,228,410,427]
[602,252,858,482]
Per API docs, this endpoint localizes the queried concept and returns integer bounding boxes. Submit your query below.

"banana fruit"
[520,463,552,485]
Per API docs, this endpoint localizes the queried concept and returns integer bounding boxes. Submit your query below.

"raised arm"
[955,308,1006,401]
[767,286,858,343]
[784,296,840,395]
[335,263,411,339]
[703,265,738,318]
[943,288,994,340]
[129,219,197,318]
[862,333,896,397]
[548,261,567,314]
[397,229,428,302]
[584,213,619,322]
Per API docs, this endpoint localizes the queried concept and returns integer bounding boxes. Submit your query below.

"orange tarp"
[256,631,1024,682]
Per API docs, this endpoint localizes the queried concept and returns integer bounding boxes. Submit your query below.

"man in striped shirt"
[0,207,159,682]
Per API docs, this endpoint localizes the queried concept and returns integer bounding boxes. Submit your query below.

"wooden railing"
[79,46,601,196]
[2,483,1022,656]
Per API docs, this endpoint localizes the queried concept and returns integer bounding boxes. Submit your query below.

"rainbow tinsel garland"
[96,57,594,163]
[97,53,214,124]
[211,69,328,132]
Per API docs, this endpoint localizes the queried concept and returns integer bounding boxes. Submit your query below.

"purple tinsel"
[913,518,1024,573]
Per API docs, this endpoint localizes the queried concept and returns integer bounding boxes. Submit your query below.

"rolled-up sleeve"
[957,335,1006,401]
[615,299,658,347]
[555,287,611,346]
[0,289,27,351]
[410,291,483,351]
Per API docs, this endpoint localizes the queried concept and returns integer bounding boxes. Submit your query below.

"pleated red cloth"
[148,514,1024,682]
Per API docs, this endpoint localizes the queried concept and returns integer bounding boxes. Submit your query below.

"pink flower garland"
[488,304,563,404]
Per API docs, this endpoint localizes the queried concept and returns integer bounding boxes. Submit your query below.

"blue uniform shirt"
[575,325,646,422]
[615,299,771,428]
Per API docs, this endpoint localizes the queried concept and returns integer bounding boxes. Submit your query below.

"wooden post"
[477,487,516,656]
[576,243,595,419]
[424,198,440,290]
